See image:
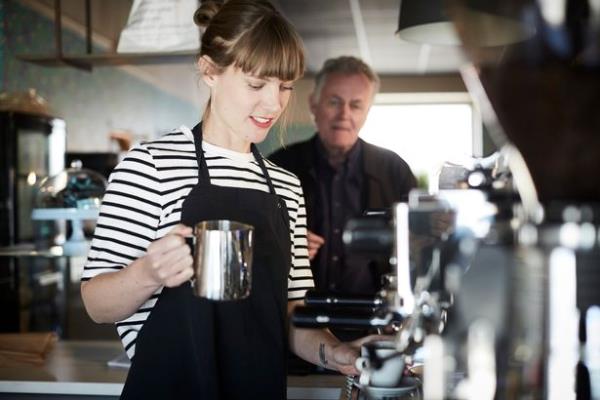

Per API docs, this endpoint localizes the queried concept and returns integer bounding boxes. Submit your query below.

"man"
[270,56,417,299]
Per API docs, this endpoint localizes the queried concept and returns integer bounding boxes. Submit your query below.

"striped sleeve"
[82,144,162,280]
[263,159,314,301]
[82,144,163,359]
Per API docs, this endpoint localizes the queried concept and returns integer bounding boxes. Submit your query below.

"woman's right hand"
[143,224,194,287]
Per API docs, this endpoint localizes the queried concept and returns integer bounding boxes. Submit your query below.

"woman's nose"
[261,86,282,113]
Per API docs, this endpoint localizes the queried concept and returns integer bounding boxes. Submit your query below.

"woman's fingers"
[349,334,394,348]
[147,225,191,257]
[331,343,360,376]
[154,245,193,282]
[164,260,195,287]
[145,224,194,286]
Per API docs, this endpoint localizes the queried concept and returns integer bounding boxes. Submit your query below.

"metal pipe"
[54,0,62,57]
[85,0,92,54]
[393,203,414,316]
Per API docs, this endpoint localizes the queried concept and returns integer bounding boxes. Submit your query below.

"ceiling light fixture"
[396,0,536,47]
[396,0,460,46]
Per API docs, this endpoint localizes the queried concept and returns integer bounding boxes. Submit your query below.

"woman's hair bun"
[193,1,225,28]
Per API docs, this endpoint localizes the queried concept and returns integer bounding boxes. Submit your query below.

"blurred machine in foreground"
[293,1,600,398]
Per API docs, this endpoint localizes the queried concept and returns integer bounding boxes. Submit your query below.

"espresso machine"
[292,1,600,398]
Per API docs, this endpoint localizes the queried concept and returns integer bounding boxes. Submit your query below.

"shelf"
[0,243,66,258]
[16,0,199,71]
[17,51,199,70]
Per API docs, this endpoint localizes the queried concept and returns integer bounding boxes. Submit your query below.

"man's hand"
[307,230,325,260]
[143,224,194,288]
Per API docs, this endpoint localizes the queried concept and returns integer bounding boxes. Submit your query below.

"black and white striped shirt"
[82,126,314,359]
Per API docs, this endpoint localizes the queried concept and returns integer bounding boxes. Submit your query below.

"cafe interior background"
[1,0,599,399]
[1,0,482,339]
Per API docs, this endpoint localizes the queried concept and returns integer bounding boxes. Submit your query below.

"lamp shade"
[397,0,535,47]
[397,0,460,45]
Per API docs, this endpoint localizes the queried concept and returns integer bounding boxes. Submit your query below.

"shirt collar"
[314,135,363,175]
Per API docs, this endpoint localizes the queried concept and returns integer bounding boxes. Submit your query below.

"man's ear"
[309,92,318,116]
[198,55,218,87]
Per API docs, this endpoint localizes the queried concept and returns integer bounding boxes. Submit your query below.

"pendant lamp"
[397,0,535,47]
[396,0,460,45]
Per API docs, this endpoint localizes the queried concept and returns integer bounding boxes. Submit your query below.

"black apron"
[121,123,291,399]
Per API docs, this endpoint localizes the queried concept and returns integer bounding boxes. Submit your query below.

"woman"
[81,1,370,398]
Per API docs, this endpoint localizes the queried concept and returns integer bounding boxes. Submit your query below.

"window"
[360,93,481,189]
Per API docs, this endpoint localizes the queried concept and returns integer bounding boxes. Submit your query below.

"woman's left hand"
[329,342,360,375]
[330,334,393,376]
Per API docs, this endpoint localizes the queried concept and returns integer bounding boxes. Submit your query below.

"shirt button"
[331,255,339,262]
[334,202,341,208]
[333,228,341,234]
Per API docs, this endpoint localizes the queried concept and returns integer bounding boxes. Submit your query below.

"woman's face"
[205,64,294,152]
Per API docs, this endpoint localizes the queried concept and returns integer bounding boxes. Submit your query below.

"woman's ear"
[198,55,218,87]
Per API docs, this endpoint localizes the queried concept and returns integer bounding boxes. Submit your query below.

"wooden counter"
[0,341,346,399]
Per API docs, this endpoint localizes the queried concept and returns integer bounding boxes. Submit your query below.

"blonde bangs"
[231,16,305,81]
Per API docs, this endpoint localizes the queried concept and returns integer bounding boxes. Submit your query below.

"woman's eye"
[248,83,264,90]
[281,85,294,91]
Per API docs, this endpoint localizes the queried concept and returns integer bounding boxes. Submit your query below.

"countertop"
[0,341,347,399]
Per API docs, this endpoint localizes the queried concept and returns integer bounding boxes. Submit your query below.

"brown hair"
[195,0,305,137]
[313,56,380,102]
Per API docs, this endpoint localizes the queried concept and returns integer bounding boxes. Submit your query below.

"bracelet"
[319,343,328,367]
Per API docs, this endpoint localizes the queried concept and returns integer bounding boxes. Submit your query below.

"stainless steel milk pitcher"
[192,220,254,300]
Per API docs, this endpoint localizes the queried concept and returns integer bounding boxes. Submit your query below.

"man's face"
[310,72,375,155]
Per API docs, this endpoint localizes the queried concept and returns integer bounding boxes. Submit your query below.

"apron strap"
[251,144,278,196]
[192,122,281,204]
[191,123,211,184]
[252,144,290,233]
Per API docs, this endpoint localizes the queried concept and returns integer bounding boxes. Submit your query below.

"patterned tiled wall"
[3,0,198,152]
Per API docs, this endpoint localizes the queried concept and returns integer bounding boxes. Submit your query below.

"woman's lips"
[250,116,274,129]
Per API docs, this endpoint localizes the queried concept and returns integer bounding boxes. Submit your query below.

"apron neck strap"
[251,144,277,196]
[192,123,277,196]
[192,123,211,184]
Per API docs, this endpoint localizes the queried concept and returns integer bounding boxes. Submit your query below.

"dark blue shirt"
[313,137,364,292]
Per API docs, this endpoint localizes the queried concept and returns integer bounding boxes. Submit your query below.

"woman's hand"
[81,224,194,323]
[329,334,393,376]
[329,342,360,375]
[142,224,194,287]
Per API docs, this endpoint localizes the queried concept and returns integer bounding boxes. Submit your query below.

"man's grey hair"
[313,56,380,102]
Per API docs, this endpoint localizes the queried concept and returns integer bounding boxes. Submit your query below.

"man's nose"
[337,103,351,119]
